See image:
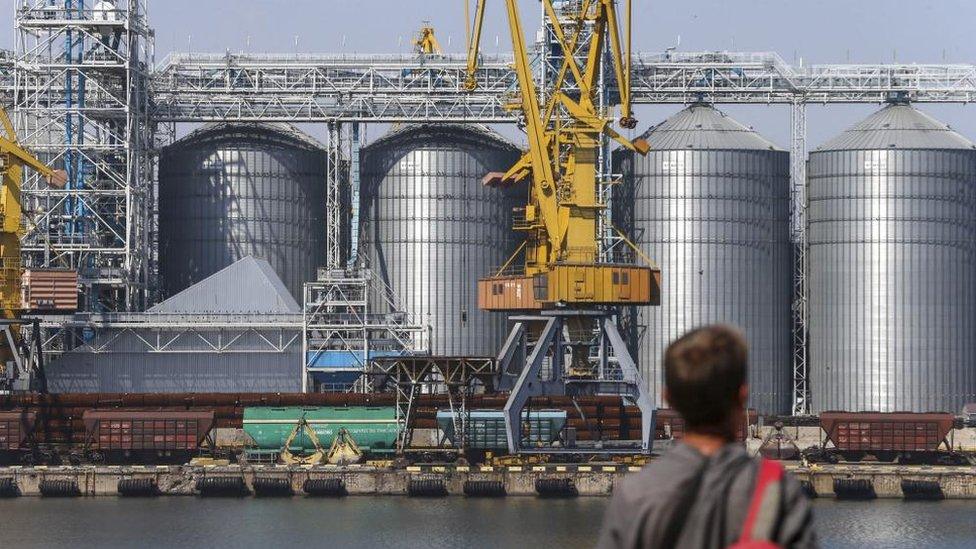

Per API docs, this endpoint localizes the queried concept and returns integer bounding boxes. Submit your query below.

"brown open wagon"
[817,411,961,464]
[0,411,37,464]
[82,410,215,464]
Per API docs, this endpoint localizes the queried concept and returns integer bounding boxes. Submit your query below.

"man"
[597,325,816,548]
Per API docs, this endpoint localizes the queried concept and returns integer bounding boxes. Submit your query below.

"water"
[0,497,974,548]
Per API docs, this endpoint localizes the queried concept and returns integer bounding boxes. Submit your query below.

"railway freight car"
[241,406,399,462]
[436,409,567,460]
[655,408,758,442]
[807,411,967,465]
[82,410,216,464]
[0,411,37,465]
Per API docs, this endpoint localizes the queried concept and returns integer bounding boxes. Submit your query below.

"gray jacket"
[596,443,817,549]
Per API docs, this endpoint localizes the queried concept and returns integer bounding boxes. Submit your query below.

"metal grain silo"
[809,101,976,413]
[615,104,792,414]
[159,123,330,301]
[360,125,521,356]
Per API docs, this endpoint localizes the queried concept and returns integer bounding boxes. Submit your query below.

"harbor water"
[1,498,974,548]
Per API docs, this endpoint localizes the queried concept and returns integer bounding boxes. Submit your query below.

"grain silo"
[158,122,331,301]
[360,125,521,356]
[615,104,792,414]
[809,101,976,413]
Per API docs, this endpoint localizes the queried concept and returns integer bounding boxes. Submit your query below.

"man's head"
[663,324,748,433]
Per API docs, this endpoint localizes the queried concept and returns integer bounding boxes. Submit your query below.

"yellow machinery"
[278,417,364,466]
[0,107,65,388]
[466,0,660,311]
[326,428,364,466]
[412,23,443,56]
[462,1,658,455]
[279,415,327,465]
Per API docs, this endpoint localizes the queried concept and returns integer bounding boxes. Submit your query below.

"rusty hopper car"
[82,410,215,464]
[655,408,758,442]
[0,411,37,464]
[817,411,961,464]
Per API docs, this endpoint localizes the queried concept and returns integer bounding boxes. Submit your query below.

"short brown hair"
[664,325,748,430]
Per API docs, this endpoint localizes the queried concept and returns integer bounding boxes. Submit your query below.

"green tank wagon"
[242,407,399,459]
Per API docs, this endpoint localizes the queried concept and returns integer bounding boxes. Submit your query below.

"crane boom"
[466,0,660,310]
[464,0,487,91]
[0,108,61,182]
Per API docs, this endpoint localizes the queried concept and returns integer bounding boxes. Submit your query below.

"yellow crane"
[0,106,66,386]
[465,0,660,311]
[412,22,443,56]
[462,1,658,455]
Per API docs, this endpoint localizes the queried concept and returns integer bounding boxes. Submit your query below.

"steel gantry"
[367,356,497,452]
[302,268,429,394]
[9,2,976,413]
[150,53,519,123]
[150,51,976,124]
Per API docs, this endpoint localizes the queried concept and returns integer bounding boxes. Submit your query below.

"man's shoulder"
[615,445,705,504]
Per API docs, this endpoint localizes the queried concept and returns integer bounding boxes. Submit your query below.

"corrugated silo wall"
[615,148,793,414]
[158,125,330,302]
[808,148,976,412]
[360,126,521,356]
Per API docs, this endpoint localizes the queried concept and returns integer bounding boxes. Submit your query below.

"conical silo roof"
[171,121,326,151]
[815,103,976,151]
[639,103,781,151]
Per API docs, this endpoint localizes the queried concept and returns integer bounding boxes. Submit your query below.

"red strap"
[739,458,785,542]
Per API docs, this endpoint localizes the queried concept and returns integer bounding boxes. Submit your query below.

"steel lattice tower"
[14,0,153,311]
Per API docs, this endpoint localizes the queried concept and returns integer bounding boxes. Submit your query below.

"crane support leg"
[600,315,655,449]
[498,310,655,455]
[495,320,527,391]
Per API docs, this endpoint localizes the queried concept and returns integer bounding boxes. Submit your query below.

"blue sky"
[1,0,973,147]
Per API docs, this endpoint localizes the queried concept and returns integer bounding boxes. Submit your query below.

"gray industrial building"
[44,257,303,393]
[8,0,976,412]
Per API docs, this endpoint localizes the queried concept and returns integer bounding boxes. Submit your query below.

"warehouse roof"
[815,103,976,151]
[149,256,301,314]
[638,103,782,151]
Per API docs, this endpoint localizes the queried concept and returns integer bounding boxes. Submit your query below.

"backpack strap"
[738,458,785,543]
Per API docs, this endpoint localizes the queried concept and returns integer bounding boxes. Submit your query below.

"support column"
[348,123,361,268]
[790,99,809,415]
[326,122,343,270]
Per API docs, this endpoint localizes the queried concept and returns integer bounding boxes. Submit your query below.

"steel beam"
[146,51,976,123]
